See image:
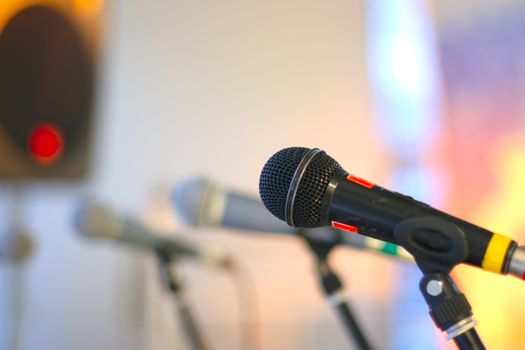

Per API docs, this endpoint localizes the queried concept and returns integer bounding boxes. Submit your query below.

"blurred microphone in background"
[173,177,412,262]
[73,201,233,270]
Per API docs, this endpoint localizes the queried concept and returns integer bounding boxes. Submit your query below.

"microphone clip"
[393,216,468,274]
[393,216,485,350]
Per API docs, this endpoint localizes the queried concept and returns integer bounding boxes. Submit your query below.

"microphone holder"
[155,248,210,350]
[298,229,374,350]
[393,216,486,350]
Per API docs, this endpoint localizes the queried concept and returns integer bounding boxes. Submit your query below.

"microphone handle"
[325,169,516,275]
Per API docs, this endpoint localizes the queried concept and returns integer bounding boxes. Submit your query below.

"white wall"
[1,1,398,349]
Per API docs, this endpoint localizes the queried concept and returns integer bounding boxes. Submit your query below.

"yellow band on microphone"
[482,233,513,274]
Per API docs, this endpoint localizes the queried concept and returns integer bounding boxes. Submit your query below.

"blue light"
[368,0,441,158]
[367,0,444,349]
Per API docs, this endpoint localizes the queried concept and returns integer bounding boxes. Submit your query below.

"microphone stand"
[393,216,486,350]
[298,229,374,350]
[155,249,210,350]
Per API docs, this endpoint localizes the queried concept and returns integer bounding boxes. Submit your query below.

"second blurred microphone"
[74,201,233,269]
[173,177,413,262]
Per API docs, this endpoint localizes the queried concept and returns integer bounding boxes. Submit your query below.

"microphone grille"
[259,147,311,221]
[74,202,122,239]
[259,147,341,227]
[293,151,341,227]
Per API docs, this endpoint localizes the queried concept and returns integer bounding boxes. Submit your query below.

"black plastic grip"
[327,173,495,268]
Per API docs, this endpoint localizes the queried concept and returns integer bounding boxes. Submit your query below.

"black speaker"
[0,2,99,179]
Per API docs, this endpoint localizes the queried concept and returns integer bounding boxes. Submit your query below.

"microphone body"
[174,177,413,261]
[175,177,296,234]
[259,147,525,280]
[74,202,232,269]
[326,169,505,273]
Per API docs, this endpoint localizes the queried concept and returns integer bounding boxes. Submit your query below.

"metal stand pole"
[156,252,210,350]
[299,230,374,350]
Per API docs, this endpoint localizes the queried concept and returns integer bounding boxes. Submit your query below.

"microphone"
[173,177,413,261]
[259,147,525,280]
[74,201,233,269]
[174,177,296,233]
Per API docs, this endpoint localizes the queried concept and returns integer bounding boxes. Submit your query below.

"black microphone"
[74,201,233,269]
[173,177,413,261]
[259,147,525,280]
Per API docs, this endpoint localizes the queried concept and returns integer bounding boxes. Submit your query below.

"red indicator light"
[347,175,375,189]
[28,123,64,165]
[331,221,359,234]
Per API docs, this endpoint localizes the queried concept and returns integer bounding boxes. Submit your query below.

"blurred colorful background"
[0,0,524,349]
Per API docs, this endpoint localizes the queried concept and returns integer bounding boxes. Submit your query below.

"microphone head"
[259,147,342,228]
[73,201,123,240]
[173,177,226,228]
[173,177,208,226]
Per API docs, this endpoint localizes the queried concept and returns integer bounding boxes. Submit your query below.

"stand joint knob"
[426,279,443,296]
[420,273,475,339]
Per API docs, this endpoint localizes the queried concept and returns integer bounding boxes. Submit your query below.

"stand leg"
[318,262,373,350]
[172,289,209,350]
[453,329,486,350]
[158,256,210,350]
[299,230,374,350]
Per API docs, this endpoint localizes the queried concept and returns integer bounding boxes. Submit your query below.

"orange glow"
[454,136,525,348]
[0,1,57,29]
[0,0,103,29]
[73,0,103,18]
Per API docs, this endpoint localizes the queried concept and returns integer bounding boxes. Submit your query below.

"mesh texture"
[259,147,342,227]
[293,151,341,227]
[259,147,310,221]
